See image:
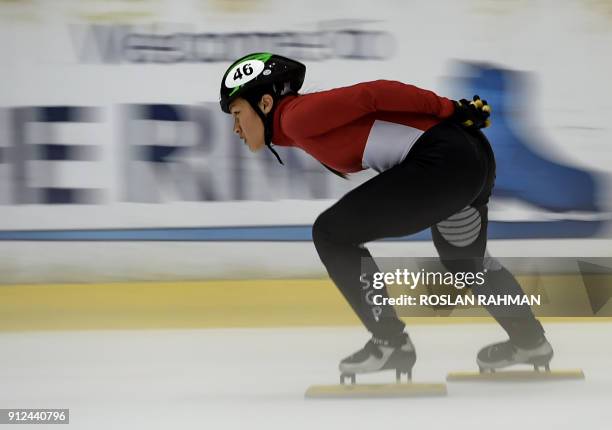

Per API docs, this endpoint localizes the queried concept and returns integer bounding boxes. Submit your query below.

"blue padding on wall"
[0,220,603,241]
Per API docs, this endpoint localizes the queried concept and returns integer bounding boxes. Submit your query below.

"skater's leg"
[312,123,487,340]
[432,205,545,347]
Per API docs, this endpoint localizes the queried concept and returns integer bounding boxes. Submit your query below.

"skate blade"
[447,369,585,382]
[305,382,447,399]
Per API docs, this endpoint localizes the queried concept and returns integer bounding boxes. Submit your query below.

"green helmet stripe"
[227,52,273,71]
[229,85,242,97]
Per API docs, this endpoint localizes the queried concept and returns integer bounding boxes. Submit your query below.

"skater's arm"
[282,80,455,138]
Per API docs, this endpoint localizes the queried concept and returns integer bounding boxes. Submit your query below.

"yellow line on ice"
[0,279,610,331]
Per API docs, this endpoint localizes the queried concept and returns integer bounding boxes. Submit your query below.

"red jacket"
[272,80,455,173]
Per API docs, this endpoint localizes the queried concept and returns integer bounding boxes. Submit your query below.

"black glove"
[451,95,491,129]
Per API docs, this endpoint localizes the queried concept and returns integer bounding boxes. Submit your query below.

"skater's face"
[229,95,274,152]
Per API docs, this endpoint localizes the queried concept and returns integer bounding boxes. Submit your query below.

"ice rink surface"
[1,322,610,430]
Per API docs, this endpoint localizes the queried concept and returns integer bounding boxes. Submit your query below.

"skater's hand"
[451,95,491,129]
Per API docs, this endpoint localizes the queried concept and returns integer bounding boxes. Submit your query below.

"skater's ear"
[258,94,274,115]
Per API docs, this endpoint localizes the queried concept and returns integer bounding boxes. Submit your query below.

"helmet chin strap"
[248,100,284,165]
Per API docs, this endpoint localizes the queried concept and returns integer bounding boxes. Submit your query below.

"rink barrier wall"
[1,0,612,283]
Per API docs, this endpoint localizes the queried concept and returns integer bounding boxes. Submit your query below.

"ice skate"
[305,333,446,399]
[477,337,554,373]
[447,337,584,382]
[338,332,416,384]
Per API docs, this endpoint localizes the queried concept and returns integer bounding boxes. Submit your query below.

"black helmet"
[220,52,306,114]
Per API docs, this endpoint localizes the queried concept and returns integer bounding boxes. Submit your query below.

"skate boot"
[339,332,416,384]
[477,336,554,373]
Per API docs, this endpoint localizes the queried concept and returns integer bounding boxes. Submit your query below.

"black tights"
[312,122,544,348]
